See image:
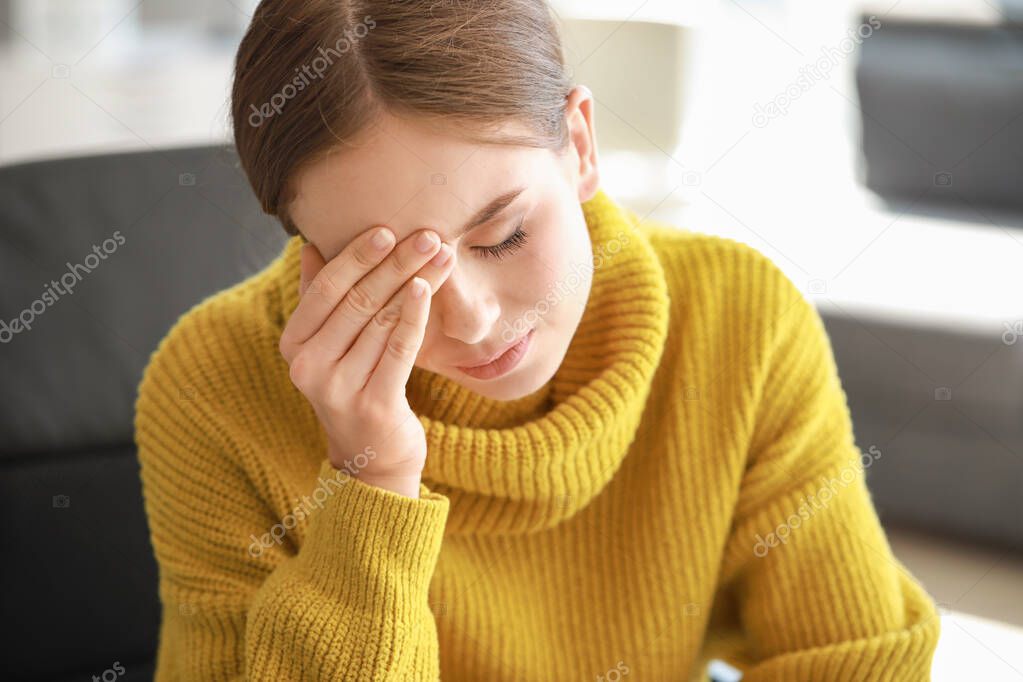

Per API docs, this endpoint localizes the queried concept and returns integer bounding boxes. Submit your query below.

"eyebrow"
[451,186,527,240]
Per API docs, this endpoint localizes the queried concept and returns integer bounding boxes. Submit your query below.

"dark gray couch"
[0,145,286,681]
[852,10,1023,551]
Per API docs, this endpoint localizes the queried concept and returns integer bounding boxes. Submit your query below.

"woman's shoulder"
[146,277,275,364]
[632,211,804,316]
[134,256,293,433]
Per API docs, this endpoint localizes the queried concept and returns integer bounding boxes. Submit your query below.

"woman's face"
[288,86,600,401]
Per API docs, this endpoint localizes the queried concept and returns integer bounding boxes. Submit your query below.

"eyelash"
[472,218,529,260]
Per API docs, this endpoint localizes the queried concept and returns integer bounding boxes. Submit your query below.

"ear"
[563,85,600,203]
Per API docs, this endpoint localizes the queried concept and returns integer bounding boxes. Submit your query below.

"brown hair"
[230,0,574,237]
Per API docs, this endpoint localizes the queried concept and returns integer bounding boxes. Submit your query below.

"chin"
[436,351,555,402]
[473,364,553,401]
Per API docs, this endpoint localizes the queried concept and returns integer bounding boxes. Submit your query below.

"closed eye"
[471,217,529,260]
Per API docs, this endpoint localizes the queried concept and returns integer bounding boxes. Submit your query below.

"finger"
[408,241,455,304]
[338,244,455,390]
[364,277,431,397]
[280,227,395,358]
[304,230,442,361]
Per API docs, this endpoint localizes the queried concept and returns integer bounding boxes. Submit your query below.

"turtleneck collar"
[274,188,671,535]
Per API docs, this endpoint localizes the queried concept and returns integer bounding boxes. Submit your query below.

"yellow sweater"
[134,188,939,681]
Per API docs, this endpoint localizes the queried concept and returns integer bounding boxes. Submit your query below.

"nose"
[433,258,500,346]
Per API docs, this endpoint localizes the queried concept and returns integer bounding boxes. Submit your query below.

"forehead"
[289,113,545,253]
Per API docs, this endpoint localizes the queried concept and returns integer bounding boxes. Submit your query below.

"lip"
[455,328,534,380]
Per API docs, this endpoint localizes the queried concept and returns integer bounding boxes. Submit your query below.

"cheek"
[509,211,591,327]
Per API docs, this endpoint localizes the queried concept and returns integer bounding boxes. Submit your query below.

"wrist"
[353,471,423,499]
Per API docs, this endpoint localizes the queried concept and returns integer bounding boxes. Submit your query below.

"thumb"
[298,242,327,296]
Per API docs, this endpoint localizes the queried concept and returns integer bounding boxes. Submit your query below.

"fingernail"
[430,244,451,267]
[411,277,427,298]
[416,231,438,253]
[372,228,393,250]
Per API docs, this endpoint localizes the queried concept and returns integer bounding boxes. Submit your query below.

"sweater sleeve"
[134,338,450,681]
[717,254,940,681]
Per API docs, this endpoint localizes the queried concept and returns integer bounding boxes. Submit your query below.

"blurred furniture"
[856,1,1023,208]
[822,311,1023,551]
[0,30,236,166]
[0,144,285,681]
[849,0,1023,550]
[550,4,708,206]
[932,609,1023,680]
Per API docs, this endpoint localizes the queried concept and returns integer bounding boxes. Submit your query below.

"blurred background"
[0,0,1020,679]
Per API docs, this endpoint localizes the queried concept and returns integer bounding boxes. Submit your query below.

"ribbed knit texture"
[134,188,940,680]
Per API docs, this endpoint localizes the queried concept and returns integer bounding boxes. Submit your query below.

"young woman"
[134,1,940,679]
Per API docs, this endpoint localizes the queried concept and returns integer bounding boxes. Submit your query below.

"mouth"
[455,328,535,380]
